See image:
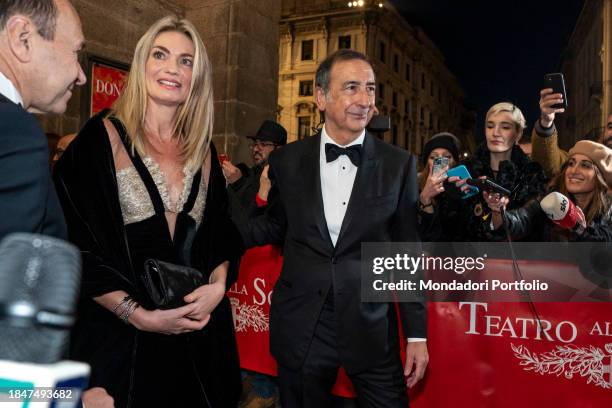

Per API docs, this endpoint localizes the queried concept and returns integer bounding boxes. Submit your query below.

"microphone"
[539,192,586,232]
[0,233,81,364]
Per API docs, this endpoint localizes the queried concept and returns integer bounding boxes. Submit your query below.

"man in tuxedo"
[0,0,86,241]
[242,49,428,407]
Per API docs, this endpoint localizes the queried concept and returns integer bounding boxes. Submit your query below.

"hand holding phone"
[543,73,567,110]
[446,165,479,199]
[465,178,511,196]
[432,156,450,176]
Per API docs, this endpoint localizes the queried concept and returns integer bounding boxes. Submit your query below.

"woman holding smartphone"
[417,132,469,241]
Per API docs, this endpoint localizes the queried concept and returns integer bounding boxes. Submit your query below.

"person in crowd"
[603,116,612,148]
[222,120,287,225]
[0,0,85,241]
[531,88,612,178]
[241,49,428,407]
[417,132,470,241]
[222,120,287,408]
[485,140,612,242]
[53,16,243,407]
[458,102,548,241]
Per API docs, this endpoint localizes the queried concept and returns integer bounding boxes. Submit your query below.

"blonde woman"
[54,16,243,407]
[457,102,548,241]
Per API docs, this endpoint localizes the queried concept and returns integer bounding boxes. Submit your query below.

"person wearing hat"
[417,132,471,241]
[222,120,287,222]
[484,140,612,242]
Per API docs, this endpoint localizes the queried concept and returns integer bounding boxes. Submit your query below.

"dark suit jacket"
[0,93,66,241]
[242,132,426,373]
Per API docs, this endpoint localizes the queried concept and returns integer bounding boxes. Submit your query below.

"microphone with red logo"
[539,192,586,233]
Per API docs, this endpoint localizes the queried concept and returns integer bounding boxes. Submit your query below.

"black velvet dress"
[53,112,244,408]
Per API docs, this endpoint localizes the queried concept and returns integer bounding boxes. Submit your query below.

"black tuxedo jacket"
[242,132,426,373]
[0,93,66,241]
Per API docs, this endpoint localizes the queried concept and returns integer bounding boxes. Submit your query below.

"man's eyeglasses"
[249,140,277,149]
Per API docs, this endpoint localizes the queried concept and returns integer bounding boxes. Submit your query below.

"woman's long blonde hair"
[112,15,213,171]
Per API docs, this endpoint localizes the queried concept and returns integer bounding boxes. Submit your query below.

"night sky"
[390,0,584,141]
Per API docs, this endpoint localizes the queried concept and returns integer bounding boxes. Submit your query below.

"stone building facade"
[41,0,281,165]
[556,0,612,149]
[277,0,472,156]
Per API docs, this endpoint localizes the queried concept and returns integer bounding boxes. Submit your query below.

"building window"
[299,80,313,96]
[338,35,351,49]
[379,83,385,99]
[420,107,424,122]
[405,130,410,151]
[298,117,311,139]
[393,54,399,73]
[421,73,426,90]
[405,63,411,81]
[392,91,398,107]
[379,42,386,62]
[430,81,434,97]
[301,40,313,61]
[404,99,409,114]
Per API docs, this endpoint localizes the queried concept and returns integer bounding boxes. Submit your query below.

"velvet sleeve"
[52,117,138,299]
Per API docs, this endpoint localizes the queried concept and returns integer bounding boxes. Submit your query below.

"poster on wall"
[89,59,129,116]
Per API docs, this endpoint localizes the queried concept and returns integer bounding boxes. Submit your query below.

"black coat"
[241,132,426,373]
[461,143,548,241]
[0,93,66,240]
[53,113,244,407]
[227,162,265,226]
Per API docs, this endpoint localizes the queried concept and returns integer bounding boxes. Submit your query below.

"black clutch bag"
[141,259,206,309]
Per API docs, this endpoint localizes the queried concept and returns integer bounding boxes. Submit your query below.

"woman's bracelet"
[418,199,433,210]
[112,295,140,324]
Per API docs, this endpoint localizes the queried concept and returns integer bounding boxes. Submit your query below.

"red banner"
[229,259,612,407]
[90,62,128,116]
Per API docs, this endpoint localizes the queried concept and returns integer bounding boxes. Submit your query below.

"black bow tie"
[325,143,362,167]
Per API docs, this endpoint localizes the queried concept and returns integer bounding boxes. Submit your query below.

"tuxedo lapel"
[336,133,378,246]
[300,134,334,249]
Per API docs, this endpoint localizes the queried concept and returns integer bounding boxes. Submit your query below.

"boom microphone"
[540,192,586,232]
[0,233,81,364]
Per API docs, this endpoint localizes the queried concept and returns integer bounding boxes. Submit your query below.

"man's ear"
[4,15,36,63]
[315,86,327,112]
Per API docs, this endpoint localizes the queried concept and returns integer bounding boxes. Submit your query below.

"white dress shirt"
[319,126,426,343]
[0,72,23,106]
[319,125,365,246]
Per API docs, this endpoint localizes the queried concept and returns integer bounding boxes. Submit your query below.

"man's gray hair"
[315,49,373,94]
[0,0,58,40]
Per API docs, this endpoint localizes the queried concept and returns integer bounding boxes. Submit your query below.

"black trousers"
[277,295,408,408]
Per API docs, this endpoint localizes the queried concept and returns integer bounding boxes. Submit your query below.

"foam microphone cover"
[0,233,81,364]
[540,192,582,230]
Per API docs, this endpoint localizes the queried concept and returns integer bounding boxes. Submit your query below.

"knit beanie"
[421,132,461,165]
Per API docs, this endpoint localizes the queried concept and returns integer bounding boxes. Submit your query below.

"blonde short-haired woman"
[457,102,548,241]
[54,16,243,407]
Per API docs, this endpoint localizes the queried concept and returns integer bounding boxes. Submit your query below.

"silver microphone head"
[0,233,81,363]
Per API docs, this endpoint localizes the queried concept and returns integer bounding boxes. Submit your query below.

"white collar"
[0,71,23,106]
[320,125,365,154]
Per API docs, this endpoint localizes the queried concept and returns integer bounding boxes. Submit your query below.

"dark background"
[390,0,584,140]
